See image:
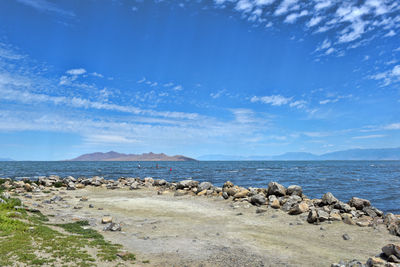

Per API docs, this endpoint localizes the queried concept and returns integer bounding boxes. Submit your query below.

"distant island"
[67,151,196,161]
[198,147,400,161]
[0,157,14,161]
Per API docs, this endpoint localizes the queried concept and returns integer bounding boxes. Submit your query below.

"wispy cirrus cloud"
[16,0,75,17]
[370,65,400,86]
[212,0,400,55]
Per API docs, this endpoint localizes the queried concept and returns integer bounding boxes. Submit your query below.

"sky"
[0,0,399,160]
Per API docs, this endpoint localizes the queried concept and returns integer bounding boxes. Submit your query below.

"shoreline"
[1,175,400,266]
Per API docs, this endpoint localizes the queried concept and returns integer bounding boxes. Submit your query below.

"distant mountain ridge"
[0,157,14,161]
[68,151,196,161]
[198,147,400,160]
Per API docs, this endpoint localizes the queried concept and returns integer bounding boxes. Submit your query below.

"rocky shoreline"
[1,175,400,266]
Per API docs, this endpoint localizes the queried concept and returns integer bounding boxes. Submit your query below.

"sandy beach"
[17,184,400,267]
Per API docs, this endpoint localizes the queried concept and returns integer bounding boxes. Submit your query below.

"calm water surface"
[0,161,399,214]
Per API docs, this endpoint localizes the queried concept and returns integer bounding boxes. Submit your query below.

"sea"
[0,160,399,214]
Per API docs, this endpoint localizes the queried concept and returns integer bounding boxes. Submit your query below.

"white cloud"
[284,10,308,24]
[211,0,399,55]
[289,100,307,109]
[91,72,104,78]
[384,30,396,37]
[86,134,139,144]
[274,0,299,16]
[307,16,323,27]
[384,123,400,130]
[173,85,183,91]
[16,0,75,17]
[352,134,385,139]
[66,68,86,75]
[235,0,253,13]
[370,65,400,86]
[251,95,292,106]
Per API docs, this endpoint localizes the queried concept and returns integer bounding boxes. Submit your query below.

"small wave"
[227,170,238,173]
[256,168,271,171]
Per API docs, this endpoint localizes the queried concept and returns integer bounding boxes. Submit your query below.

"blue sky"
[0,0,399,160]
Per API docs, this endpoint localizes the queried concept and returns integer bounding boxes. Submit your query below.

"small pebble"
[342,234,351,240]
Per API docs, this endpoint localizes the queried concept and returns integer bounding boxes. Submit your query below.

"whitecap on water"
[227,170,238,173]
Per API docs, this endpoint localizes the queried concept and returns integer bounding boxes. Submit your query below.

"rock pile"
[0,176,396,237]
[331,243,400,267]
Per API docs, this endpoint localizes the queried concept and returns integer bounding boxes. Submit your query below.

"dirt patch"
[21,187,400,266]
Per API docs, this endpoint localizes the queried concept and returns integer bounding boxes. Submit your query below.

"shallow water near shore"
[1,160,399,214]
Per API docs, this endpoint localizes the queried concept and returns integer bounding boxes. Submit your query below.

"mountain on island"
[198,147,400,161]
[68,151,196,161]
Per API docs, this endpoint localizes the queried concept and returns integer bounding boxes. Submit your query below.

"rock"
[366,257,386,267]
[256,208,267,214]
[307,210,318,223]
[342,213,356,225]
[382,244,400,259]
[288,201,309,215]
[174,190,187,197]
[287,185,302,196]
[197,190,207,196]
[267,182,286,196]
[356,220,371,227]
[342,233,351,240]
[388,223,400,236]
[222,192,229,199]
[176,180,199,189]
[76,183,85,189]
[321,192,339,205]
[1,192,10,199]
[371,207,384,217]
[334,201,352,213]
[271,199,281,209]
[317,209,330,222]
[250,194,266,206]
[387,255,400,263]
[363,207,378,218]
[154,179,167,186]
[67,182,76,190]
[104,222,121,231]
[349,197,371,210]
[144,177,154,185]
[80,196,88,202]
[233,189,249,199]
[50,195,63,202]
[384,213,399,226]
[24,183,33,192]
[223,181,234,188]
[89,204,94,208]
[102,216,113,224]
[330,213,342,221]
[225,187,239,196]
[129,182,139,190]
[198,182,213,191]
[282,196,302,212]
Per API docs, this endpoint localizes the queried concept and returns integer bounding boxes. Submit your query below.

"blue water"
[0,161,399,214]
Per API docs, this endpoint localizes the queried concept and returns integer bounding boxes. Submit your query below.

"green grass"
[54,181,64,188]
[0,193,136,266]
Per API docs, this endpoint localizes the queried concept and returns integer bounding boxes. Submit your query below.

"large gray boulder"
[349,197,371,210]
[321,192,338,205]
[287,185,302,196]
[250,194,266,206]
[198,182,213,192]
[267,182,286,197]
[176,180,199,189]
[382,244,400,259]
